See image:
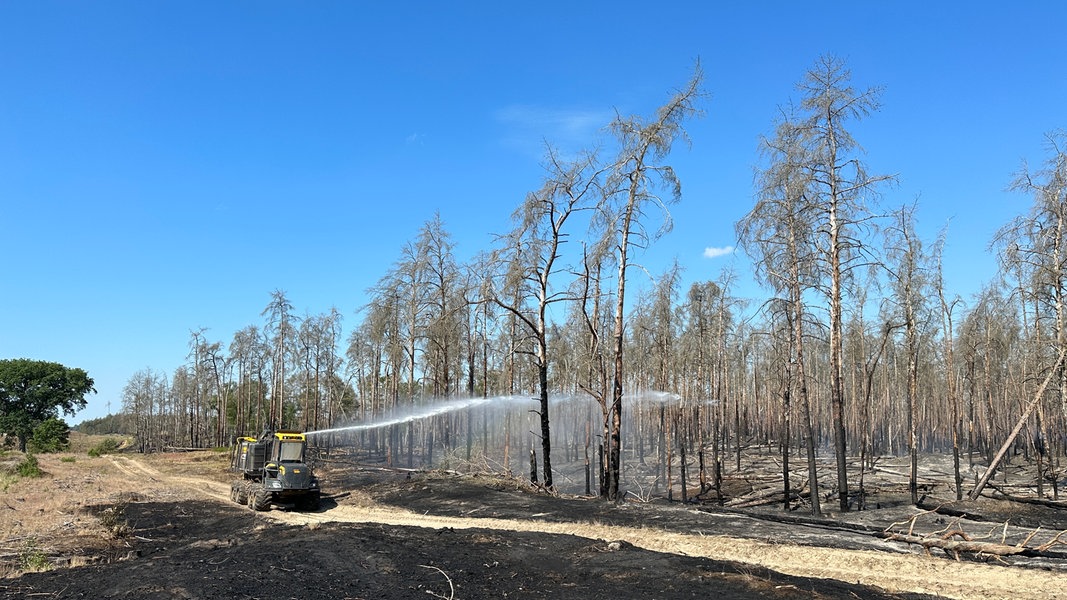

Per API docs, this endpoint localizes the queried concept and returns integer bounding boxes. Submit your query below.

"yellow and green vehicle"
[229,430,321,511]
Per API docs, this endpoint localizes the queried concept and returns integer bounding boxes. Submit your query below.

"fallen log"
[724,483,796,508]
[986,482,1067,508]
[881,529,1067,560]
[728,488,807,509]
[701,502,1067,562]
[914,497,987,522]
[881,531,1028,559]
[696,504,880,535]
[884,505,1067,560]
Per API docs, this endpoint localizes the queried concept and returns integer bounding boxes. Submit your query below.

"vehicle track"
[109,455,234,504]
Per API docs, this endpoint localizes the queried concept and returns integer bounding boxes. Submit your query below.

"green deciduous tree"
[0,359,95,452]
[30,418,71,453]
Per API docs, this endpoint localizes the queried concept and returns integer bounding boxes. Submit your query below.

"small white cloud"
[494,105,612,157]
[406,133,425,145]
[703,246,734,259]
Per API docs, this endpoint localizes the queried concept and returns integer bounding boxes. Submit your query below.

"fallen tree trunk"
[881,530,1067,560]
[728,488,807,509]
[986,482,1067,508]
[725,480,807,508]
[882,531,1026,558]
[914,497,987,522]
[884,504,1067,560]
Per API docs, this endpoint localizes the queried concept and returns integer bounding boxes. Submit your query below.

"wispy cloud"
[494,105,612,157]
[703,245,734,259]
[495,105,609,137]
[405,132,425,146]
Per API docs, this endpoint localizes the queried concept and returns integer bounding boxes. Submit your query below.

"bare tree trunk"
[828,201,850,512]
[781,372,792,511]
[604,66,703,500]
[679,417,688,503]
[939,273,963,500]
[538,363,554,489]
[666,411,674,502]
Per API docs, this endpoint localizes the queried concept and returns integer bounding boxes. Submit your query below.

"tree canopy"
[0,359,95,451]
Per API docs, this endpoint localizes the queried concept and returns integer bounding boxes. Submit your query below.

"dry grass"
[0,438,220,577]
[0,452,112,576]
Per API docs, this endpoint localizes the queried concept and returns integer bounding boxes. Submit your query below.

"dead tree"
[489,147,604,489]
[598,64,704,500]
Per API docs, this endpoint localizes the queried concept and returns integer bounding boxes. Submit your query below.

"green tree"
[30,417,71,453]
[0,359,95,452]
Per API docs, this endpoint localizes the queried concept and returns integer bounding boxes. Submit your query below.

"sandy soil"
[2,446,1066,599]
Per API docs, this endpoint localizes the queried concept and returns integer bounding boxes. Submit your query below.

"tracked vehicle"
[230,430,321,511]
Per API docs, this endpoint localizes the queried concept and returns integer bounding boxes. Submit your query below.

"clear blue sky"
[2,2,1064,423]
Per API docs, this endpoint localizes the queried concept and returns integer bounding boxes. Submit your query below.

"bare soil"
[2,441,1067,599]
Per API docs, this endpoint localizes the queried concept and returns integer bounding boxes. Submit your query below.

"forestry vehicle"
[230,430,321,511]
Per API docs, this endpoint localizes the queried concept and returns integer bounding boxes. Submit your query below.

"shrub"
[29,418,70,453]
[19,538,51,572]
[99,502,130,538]
[88,438,121,457]
[16,454,43,478]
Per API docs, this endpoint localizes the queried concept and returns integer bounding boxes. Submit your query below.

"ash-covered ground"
[4,448,1067,599]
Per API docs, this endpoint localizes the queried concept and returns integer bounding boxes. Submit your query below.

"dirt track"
[3,450,1067,599]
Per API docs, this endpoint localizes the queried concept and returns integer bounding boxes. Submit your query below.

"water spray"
[305,394,534,438]
[304,390,688,440]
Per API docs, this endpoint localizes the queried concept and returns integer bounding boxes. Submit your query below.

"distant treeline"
[75,413,136,436]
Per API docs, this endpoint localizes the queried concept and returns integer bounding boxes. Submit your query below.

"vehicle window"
[278,441,303,462]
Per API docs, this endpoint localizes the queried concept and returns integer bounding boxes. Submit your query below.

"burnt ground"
[3,449,1067,599]
[3,492,929,600]
[1,499,932,600]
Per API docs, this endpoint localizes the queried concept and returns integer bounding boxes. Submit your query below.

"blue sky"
[1,2,1064,423]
